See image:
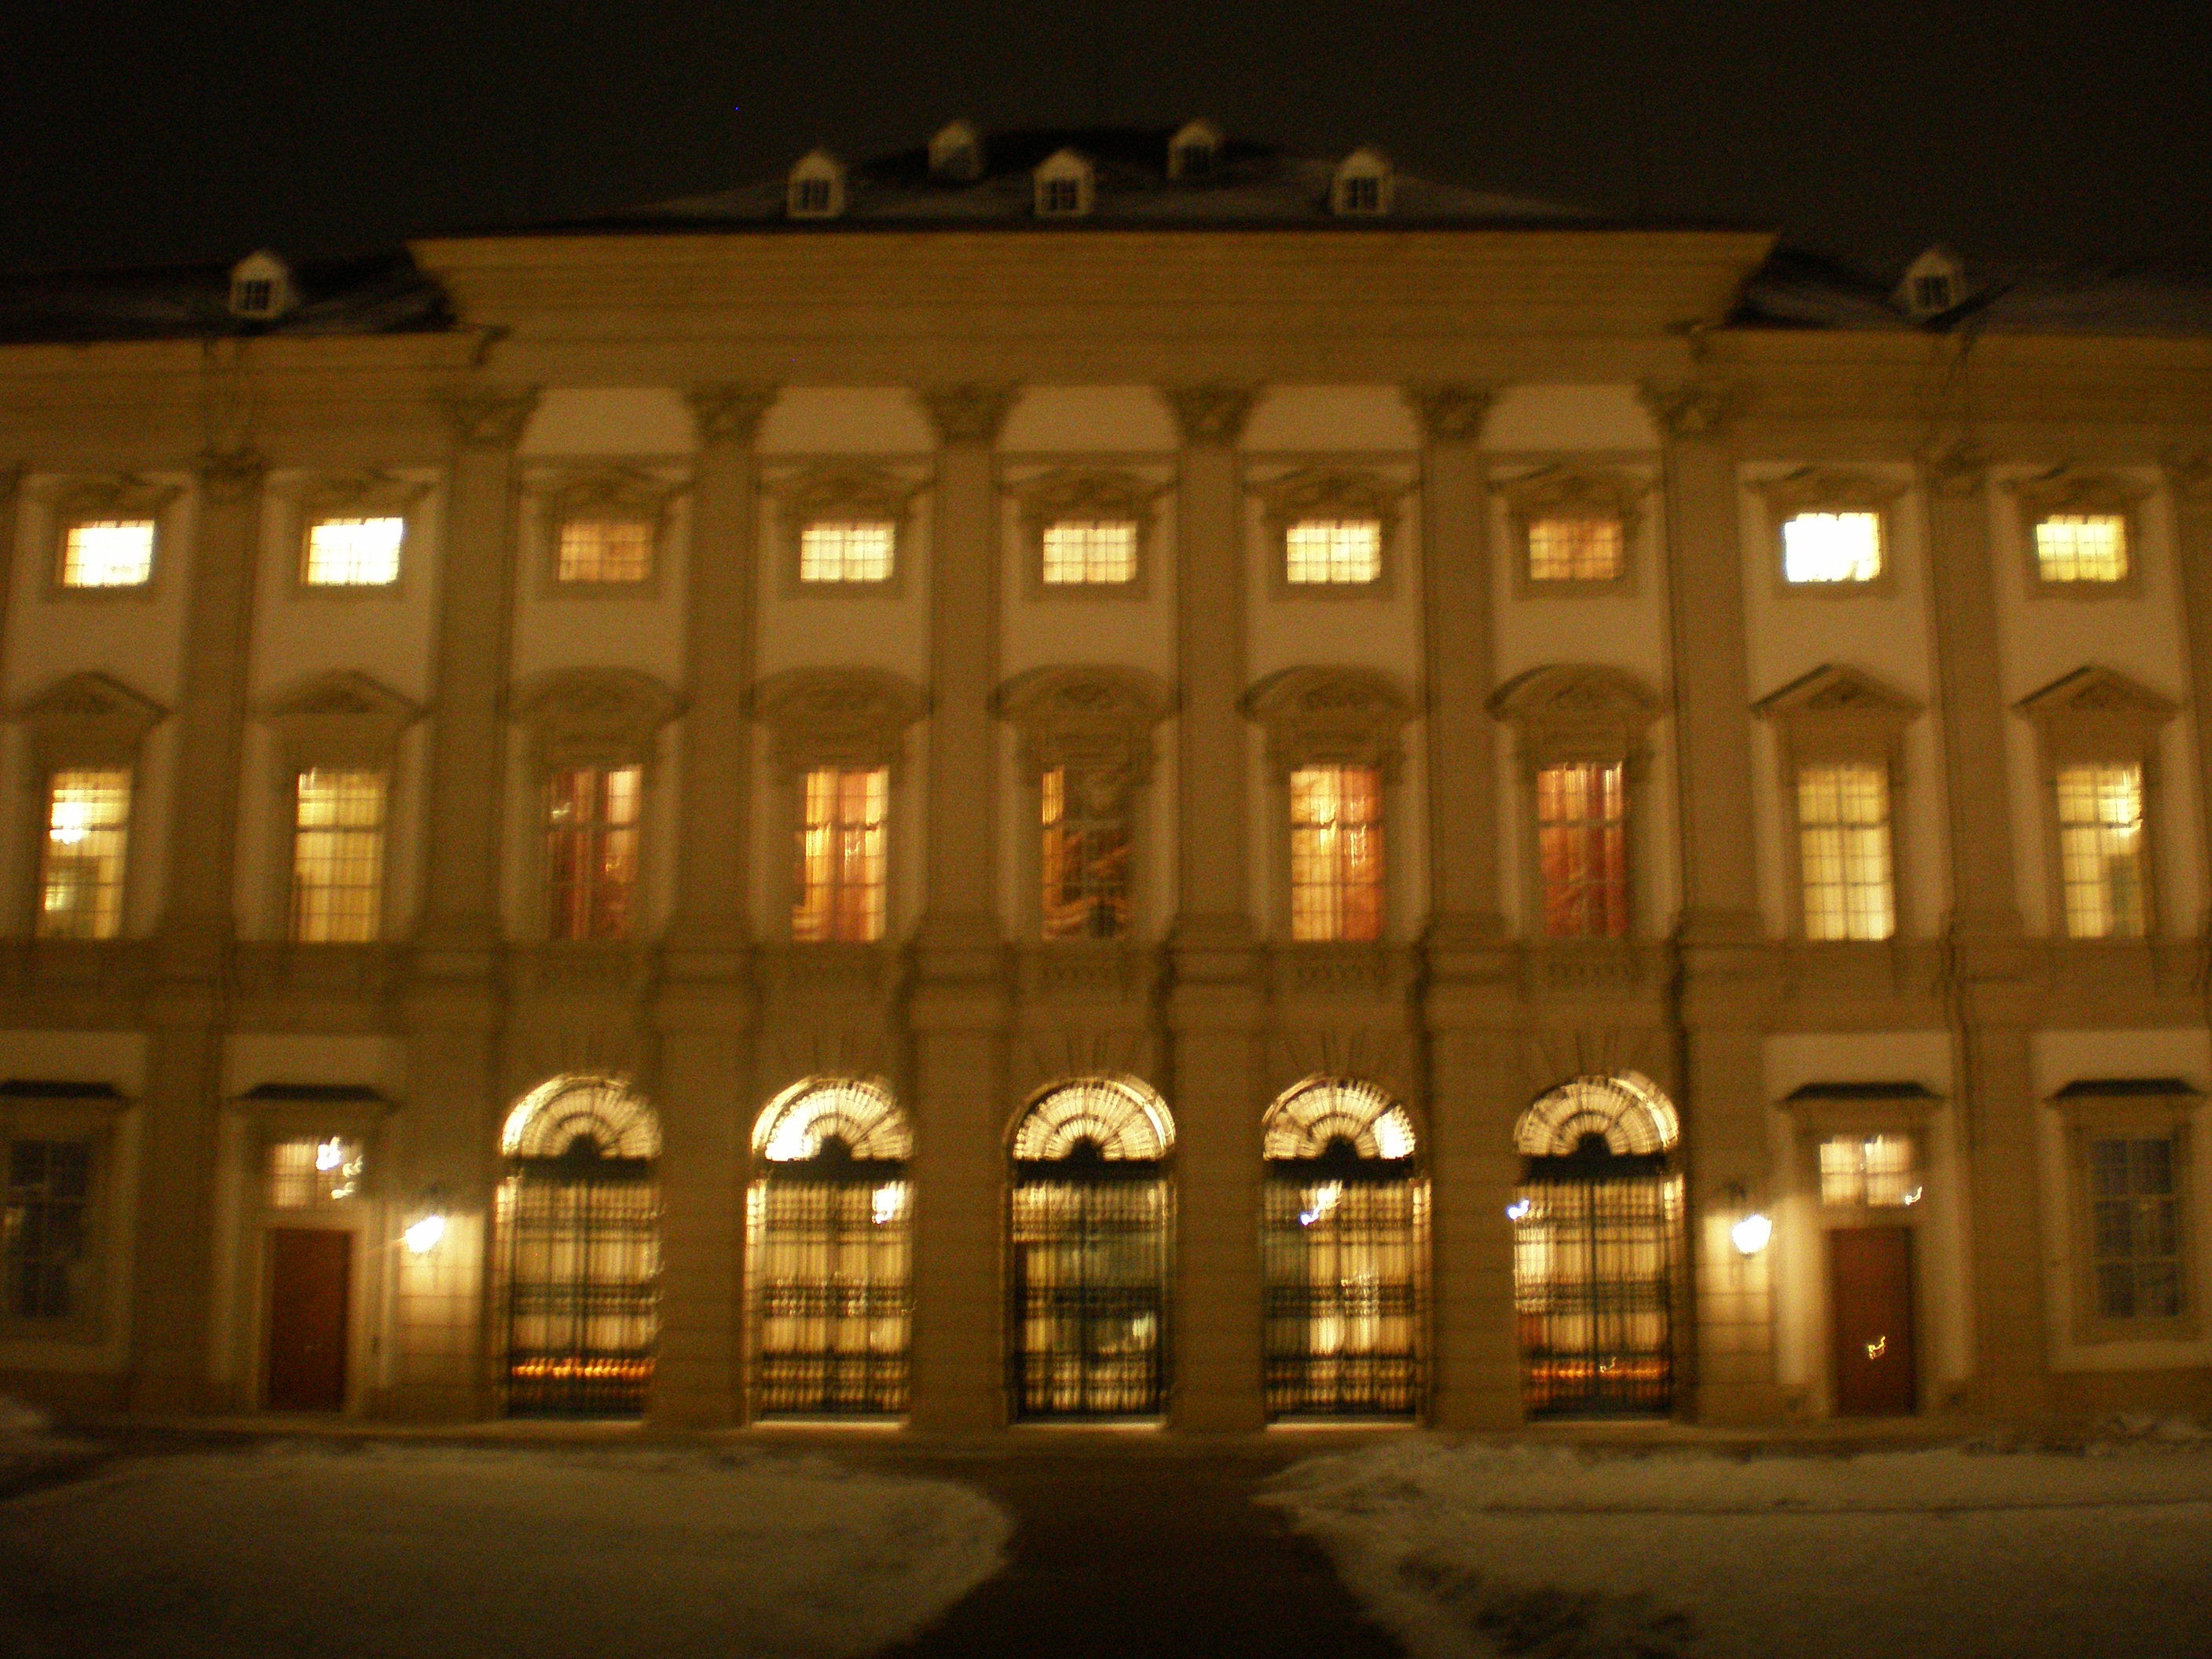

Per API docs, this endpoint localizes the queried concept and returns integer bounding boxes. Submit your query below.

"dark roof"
[238,1082,392,1104]
[0,251,450,346]
[1782,1082,1944,1103]
[2051,1078,2199,1098]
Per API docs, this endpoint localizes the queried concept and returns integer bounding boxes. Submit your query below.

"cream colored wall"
[519,388,694,457]
[1242,385,1419,452]
[759,388,934,456]
[1000,385,1177,452]
[1484,385,1658,453]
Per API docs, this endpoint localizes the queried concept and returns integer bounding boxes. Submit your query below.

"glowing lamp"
[1730,1211,1772,1257]
[403,1213,446,1254]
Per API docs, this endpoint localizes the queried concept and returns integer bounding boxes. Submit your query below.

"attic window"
[786,150,847,219]
[1168,119,1222,180]
[1034,150,1095,218]
[228,250,295,320]
[1897,247,1965,321]
[928,119,984,182]
[1912,273,1956,314]
[1331,148,1393,217]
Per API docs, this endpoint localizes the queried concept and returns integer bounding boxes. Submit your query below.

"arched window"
[1262,1079,1427,1419]
[749,1078,912,1418]
[1511,1073,1682,1418]
[497,1075,660,1417]
[1008,1077,1174,1419]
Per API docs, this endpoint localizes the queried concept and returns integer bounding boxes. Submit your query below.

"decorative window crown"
[752,667,928,775]
[1242,665,1414,780]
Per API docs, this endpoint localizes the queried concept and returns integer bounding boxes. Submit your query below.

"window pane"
[1797,762,1894,940]
[2034,515,2128,584]
[793,767,888,942]
[800,522,895,584]
[2056,764,2144,939]
[557,519,653,584]
[546,765,643,941]
[291,770,387,943]
[1042,520,1137,585]
[267,1137,364,1207]
[1041,765,1131,939]
[1782,511,1883,584]
[1527,517,1624,584]
[1819,1134,1921,1207]
[304,516,404,585]
[1285,519,1382,585]
[37,767,131,940]
[2087,1135,2185,1322]
[1289,766,1383,941]
[61,520,155,587]
[5,1137,91,1320]
[1536,761,1628,937]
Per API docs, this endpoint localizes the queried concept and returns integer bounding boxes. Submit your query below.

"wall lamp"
[1723,1181,1772,1256]
[403,1186,450,1255]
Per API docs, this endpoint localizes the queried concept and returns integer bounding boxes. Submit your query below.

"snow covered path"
[1262,1440,2212,1659]
[0,1442,1010,1659]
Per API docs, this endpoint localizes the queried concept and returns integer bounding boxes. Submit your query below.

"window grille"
[792,177,834,214]
[1290,765,1383,942]
[1341,175,1382,214]
[545,765,641,941]
[303,516,404,586]
[1782,511,1883,584]
[5,1138,90,1320]
[1172,141,1214,178]
[60,520,155,588]
[1527,516,1624,584]
[1818,1134,1921,1207]
[37,768,130,941]
[1041,519,1137,584]
[2035,514,2129,584]
[1797,762,1895,940]
[267,1137,364,1208]
[2089,1136,2183,1320]
[1537,761,1628,938]
[793,767,888,943]
[799,520,895,583]
[291,770,386,943]
[1041,767,1130,940]
[556,518,653,584]
[235,278,276,315]
[2057,763,2145,938]
[1039,177,1082,214]
[1912,273,1955,314]
[1284,518,1382,585]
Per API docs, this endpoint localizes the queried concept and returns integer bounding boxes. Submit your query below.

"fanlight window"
[756,1076,913,1164]
[502,1074,661,1161]
[1011,1075,1174,1162]
[1514,1072,1679,1157]
[1263,1078,1417,1161]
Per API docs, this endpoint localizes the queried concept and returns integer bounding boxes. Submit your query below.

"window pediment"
[262,670,422,767]
[995,665,1174,789]
[513,667,681,769]
[16,671,167,766]
[1242,665,1412,779]
[1489,664,1660,769]
[1754,664,1921,756]
[2016,665,2177,760]
[752,667,927,774]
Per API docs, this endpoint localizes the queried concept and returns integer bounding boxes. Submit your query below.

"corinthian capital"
[689,384,778,446]
[1919,443,1988,499]
[195,447,268,503]
[438,386,540,449]
[2162,448,2212,504]
[918,384,1019,446]
[1639,379,1741,441]
[1404,383,1496,444]
[1162,383,1262,445]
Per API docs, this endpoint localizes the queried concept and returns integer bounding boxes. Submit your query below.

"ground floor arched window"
[1008,1076,1174,1420]
[748,1077,912,1417]
[497,1075,661,1417]
[1261,1077,1428,1419]
[1511,1073,1682,1418]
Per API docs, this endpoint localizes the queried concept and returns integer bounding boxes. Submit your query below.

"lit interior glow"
[62,520,156,587]
[2057,763,2145,939]
[1298,1181,1343,1228]
[38,768,130,941]
[1285,518,1382,584]
[558,518,653,584]
[1527,516,1624,583]
[1505,1198,1533,1221]
[305,516,404,585]
[871,1182,906,1225]
[1819,1133,1918,1207]
[268,1136,364,1207]
[1797,763,1895,941]
[1289,766,1383,942]
[2035,514,2128,583]
[1782,511,1882,584]
[1042,519,1137,584]
[800,520,895,583]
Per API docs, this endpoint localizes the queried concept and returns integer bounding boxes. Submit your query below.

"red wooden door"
[1828,1226,1916,1416]
[267,1228,351,1411]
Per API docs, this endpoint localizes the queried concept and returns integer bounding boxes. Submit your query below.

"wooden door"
[267,1228,351,1411]
[1828,1226,1916,1416]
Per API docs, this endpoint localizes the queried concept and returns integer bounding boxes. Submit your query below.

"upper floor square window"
[2035,514,2129,584]
[1285,518,1382,586]
[1527,517,1624,585]
[1289,764,1382,942]
[37,768,131,941]
[1782,511,1884,585]
[2057,763,2145,939]
[268,1137,364,1207]
[60,520,155,588]
[800,520,895,584]
[1042,520,1137,586]
[1818,1133,1921,1207]
[557,518,654,584]
[304,516,404,587]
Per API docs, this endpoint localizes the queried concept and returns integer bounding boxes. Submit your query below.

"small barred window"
[1782,511,1883,584]
[1042,520,1137,585]
[268,1137,364,1207]
[557,519,654,584]
[1528,517,1624,584]
[304,517,404,586]
[2034,514,2128,584]
[800,521,895,584]
[60,520,155,588]
[1285,518,1382,586]
[1819,1135,1921,1207]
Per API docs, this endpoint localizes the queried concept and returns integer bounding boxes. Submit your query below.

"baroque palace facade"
[1,124,2209,1430]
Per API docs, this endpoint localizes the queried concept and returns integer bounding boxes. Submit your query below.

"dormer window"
[228,250,295,321]
[1897,246,1965,320]
[1331,148,1393,217]
[928,119,984,182]
[786,149,847,219]
[1168,119,1222,180]
[1034,149,1095,218]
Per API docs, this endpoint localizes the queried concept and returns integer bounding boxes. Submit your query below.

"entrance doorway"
[1829,1225,1917,1415]
[266,1227,350,1410]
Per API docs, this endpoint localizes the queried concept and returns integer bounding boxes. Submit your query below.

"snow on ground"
[0,1442,1010,1659]
[1262,1438,2212,1659]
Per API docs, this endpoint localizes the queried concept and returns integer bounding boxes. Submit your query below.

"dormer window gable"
[928,119,984,182]
[1897,245,1966,321]
[1033,148,1096,218]
[786,149,848,219]
[1331,147,1394,217]
[1168,119,1223,181]
[229,249,295,321]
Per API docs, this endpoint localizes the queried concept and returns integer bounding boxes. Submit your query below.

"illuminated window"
[1527,517,1624,584]
[546,766,641,941]
[1041,520,1137,585]
[268,1137,364,1208]
[556,519,654,584]
[1798,762,1895,941]
[1041,767,1130,939]
[5,1137,91,1320]
[1290,766,1382,942]
[291,770,387,943]
[1782,511,1883,584]
[799,521,895,584]
[303,516,404,586]
[60,520,155,588]
[793,767,887,942]
[1285,518,1382,586]
[2057,763,2144,939]
[1537,762,1628,938]
[1819,1134,1921,1207]
[36,769,131,941]
[2089,1136,2183,1320]
[2034,515,2128,584]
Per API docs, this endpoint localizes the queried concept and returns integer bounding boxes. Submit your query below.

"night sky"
[3,2,2208,276]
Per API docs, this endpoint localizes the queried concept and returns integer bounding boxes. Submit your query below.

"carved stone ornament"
[687,384,778,446]
[16,671,167,767]
[1753,663,1922,759]
[1919,444,1989,498]
[917,384,1019,447]
[1255,467,1407,578]
[2015,665,2178,761]
[1637,379,1739,441]
[513,666,683,769]
[1403,383,1496,444]
[195,447,269,504]
[2162,449,2212,504]
[438,386,540,449]
[53,474,182,537]
[261,669,423,768]
[994,665,1175,797]
[532,464,684,562]
[1488,663,1661,771]
[1241,665,1415,780]
[751,666,928,775]
[1753,466,1908,518]
[1013,467,1164,591]
[1162,383,1262,446]
[775,463,920,531]
[301,470,427,523]
[2005,467,2151,571]
[1500,465,1649,582]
